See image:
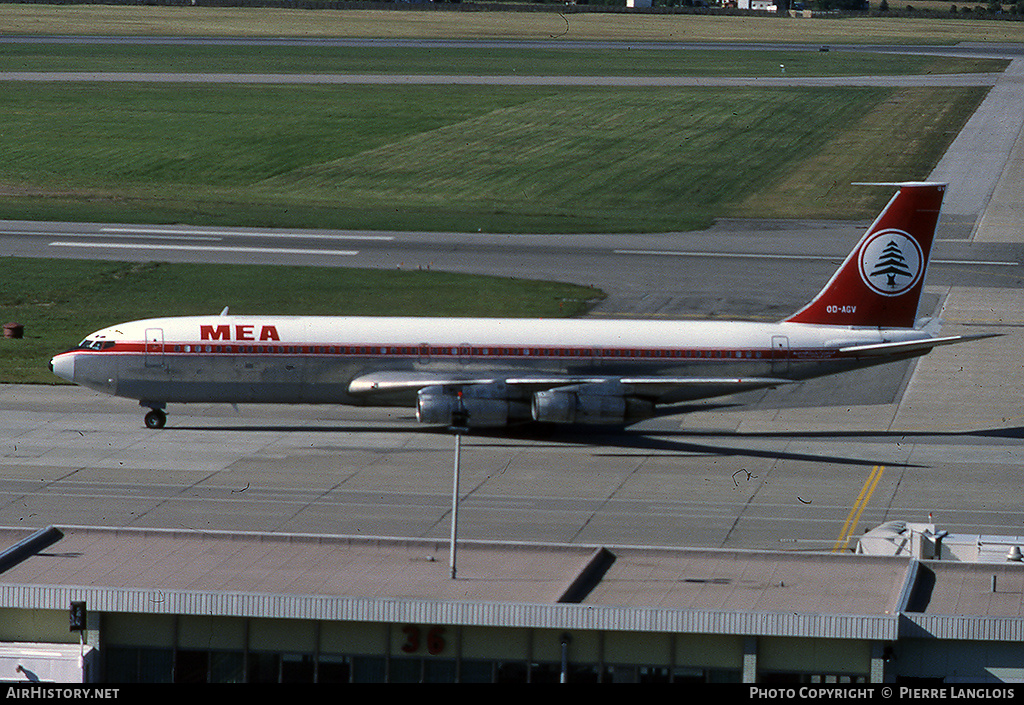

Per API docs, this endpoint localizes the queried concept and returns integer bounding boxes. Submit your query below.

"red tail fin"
[785,182,945,328]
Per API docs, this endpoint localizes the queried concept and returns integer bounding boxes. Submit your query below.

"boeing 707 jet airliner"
[50,182,991,429]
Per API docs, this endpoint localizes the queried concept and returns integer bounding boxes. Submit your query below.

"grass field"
[0,258,602,384]
[0,43,1006,76]
[3,5,1024,44]
[0,81,990,231]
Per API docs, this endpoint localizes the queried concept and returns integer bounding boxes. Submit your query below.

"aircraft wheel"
[144,409,167,429]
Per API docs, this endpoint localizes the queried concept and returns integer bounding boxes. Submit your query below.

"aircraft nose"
[49,353,75,383]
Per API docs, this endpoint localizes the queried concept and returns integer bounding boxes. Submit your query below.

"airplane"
[49,181,994,430]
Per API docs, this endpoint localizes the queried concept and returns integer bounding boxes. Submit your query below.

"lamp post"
[449,407,469,579]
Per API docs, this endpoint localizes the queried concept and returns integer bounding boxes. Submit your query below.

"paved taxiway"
[3,383,1023,551]
[1,42,1023,551]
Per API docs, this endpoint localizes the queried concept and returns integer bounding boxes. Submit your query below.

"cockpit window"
[77,339,114,351]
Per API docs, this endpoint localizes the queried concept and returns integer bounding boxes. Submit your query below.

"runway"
[1,39,1023,551]
[2,217,1020,320]
[0,70,1002,88]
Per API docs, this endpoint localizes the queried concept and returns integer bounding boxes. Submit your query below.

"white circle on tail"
[858,229,924,297]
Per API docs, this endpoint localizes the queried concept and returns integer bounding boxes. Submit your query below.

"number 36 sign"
[401,625,447,655]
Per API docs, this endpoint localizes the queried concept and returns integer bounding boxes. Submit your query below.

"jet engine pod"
[531,390,578,424]
[531,390,654,425]
[416,385,530,427]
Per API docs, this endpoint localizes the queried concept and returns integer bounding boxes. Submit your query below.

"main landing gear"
[142,403,167,429]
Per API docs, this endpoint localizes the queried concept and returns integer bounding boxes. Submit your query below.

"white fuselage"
[51,314,929,409]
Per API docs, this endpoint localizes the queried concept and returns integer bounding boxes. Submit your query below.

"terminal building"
[0,524,1021,683]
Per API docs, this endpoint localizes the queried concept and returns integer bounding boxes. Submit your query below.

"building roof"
[923,561,1024,619]
[0,525,1020,641]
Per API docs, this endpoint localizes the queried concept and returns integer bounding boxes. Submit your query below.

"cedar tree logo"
[858,229,924,297]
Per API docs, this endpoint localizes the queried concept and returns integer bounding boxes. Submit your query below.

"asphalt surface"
[2,383,1022,551]
[1,40,1023,551]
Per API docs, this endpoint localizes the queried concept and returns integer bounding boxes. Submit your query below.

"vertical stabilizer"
[784,182,945,328]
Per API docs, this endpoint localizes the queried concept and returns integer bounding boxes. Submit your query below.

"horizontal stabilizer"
[839,333,1000,357]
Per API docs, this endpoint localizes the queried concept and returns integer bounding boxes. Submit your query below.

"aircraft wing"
[348,371,502,396]
[505,376,793,398]
[348,370,792,401]
[609,377,794,403]
[838,333,1000,358]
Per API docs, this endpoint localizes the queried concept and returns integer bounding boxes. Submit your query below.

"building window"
[105,647,173,683]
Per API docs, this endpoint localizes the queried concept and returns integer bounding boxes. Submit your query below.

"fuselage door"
[145,328,165,368]
[771,335,790,375]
